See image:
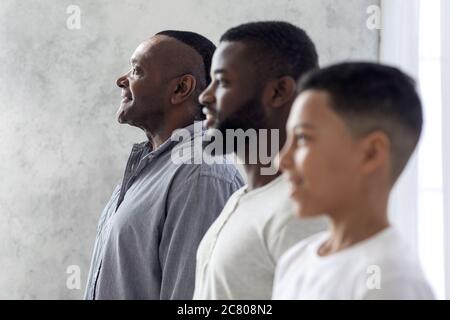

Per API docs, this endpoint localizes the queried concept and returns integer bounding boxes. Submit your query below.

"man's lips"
[202,107,217,128]
[117,92,132,119]
[121,91,132,101]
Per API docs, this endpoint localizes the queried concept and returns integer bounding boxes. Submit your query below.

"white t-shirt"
[193,175,327,300]
[273,226,435,300]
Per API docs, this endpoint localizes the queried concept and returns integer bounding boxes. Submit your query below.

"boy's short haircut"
[297,62,423,183]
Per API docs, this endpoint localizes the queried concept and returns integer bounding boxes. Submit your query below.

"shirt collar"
[131,121,206,159]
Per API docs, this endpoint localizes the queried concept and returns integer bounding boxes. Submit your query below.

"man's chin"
[117,114,125,124]
[117,111,128,124]
[117,114,138,127]
[116,104,134,125]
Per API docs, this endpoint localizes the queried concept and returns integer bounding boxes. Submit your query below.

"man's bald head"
[155,30,216,88]
[138,36,199,81]
[116,31,215,130]
[138,31,215,119]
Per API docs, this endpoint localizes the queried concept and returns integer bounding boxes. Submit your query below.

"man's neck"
[143,117,193,149]
[241,163,281,191]
[145,131,167,149]
[236,139,282,191]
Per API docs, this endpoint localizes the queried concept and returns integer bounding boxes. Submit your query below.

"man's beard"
[203,95,267,155]
[217,96,266,133]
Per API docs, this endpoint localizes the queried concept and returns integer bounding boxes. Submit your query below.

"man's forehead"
[131,35,203,71]
[212,41,253,71]
[131,36,166,62]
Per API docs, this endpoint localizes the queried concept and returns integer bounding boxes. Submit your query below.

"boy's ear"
[170,74,197,105]
[266,76,297,108]
[359,131,391,176]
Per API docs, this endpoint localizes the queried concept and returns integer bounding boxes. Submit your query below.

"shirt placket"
[201,189,247,275]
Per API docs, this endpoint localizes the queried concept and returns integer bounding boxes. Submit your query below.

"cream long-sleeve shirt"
[193,175,327,299]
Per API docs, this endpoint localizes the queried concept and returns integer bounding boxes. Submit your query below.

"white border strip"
[380,0,420,254]
[441,0,450,300]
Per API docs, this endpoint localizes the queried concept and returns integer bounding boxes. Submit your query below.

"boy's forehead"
[288,91,318,126]
[288,90,338,128]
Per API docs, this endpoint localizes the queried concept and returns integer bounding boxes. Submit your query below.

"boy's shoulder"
[358,227,417,266]
[353,228,434,299]
[277,231,329,270]
[363,228,427,279]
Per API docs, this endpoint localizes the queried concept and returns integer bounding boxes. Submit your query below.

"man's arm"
[158,172,243,299]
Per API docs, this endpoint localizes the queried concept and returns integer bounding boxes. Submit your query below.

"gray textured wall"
[0,0,379,299]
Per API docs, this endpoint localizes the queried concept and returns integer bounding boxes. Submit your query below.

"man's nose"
[199,84,215,106]
[116,74,129,89]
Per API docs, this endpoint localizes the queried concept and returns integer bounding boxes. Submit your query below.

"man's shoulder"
[198,155,243,183]
[173,154,243,185]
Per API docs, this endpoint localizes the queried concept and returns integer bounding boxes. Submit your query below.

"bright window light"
[417,0,445,300]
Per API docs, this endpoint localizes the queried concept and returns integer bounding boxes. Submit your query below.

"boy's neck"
[319,198,390,256]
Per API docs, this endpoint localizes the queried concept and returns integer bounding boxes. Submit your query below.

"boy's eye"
[294,132,310,146]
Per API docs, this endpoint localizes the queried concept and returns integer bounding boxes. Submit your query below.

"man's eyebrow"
[130,58,138,65]
[213,69,227,75]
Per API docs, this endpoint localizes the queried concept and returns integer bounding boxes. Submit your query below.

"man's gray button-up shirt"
[84,124,244,299]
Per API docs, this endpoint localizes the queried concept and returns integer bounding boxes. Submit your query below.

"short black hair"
[298,62,423,183]
[220,21,318,81]
[156,30,216,119]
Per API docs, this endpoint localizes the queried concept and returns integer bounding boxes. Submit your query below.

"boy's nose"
[278,143,293,172]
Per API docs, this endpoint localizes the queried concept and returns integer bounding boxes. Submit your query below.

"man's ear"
[170,74,196,105]
[359,131,391,176]
[267,76,297,109]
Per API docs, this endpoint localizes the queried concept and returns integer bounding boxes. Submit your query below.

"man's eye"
[216,78,228,87]
[130,66,139,75]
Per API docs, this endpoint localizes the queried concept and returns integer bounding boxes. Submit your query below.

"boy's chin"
[294,204,323,219]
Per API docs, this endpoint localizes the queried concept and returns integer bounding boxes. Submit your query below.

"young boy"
[273,62,435,299]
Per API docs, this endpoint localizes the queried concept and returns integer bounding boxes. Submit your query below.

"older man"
[85,31,244,300]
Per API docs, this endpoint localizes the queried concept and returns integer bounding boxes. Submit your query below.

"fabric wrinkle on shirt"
[84,123,244,300]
